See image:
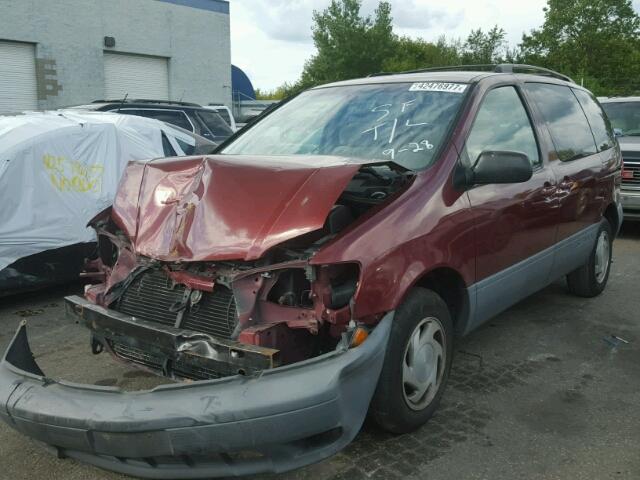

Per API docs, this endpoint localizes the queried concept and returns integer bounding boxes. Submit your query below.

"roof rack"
[91,99,202,107]
[369,64,574,83]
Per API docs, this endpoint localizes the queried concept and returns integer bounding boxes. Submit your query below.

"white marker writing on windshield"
[371,104,392,122]
[383,148,395,160]
[406,119,430,127]
[388,118,398,144]
[362,123,386,141]
[401,99,416,112]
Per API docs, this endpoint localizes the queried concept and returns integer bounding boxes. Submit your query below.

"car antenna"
[117,93,128,112]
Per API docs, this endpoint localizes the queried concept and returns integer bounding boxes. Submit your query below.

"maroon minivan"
[1,65,622,478]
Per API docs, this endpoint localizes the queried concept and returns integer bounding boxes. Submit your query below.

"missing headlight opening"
[79,161,412,382]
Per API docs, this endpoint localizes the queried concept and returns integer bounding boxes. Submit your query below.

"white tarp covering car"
[0,110,200,278]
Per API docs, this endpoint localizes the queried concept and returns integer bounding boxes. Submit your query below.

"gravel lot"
[1,224,639,480]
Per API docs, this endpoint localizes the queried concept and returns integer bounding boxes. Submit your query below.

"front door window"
[465,86,540,168]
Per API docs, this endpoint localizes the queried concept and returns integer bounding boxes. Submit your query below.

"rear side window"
[196,110,233,137]
[465,86,540,167]
[161,132,177,157]
[176,138,195,156]
[525,83,597,162]
[572,89,615,152]
[212,108,231,126]
[120,109,193,132]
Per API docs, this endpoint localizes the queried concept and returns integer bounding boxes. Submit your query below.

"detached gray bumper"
[0,313,392,478]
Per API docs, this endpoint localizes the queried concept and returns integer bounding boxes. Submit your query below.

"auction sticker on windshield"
[409,82,468,93]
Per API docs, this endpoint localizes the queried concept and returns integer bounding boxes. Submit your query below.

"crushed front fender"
[0,313,392,479]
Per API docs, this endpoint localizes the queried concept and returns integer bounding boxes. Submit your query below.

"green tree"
[254,88,275,100]
[298,0,395,89]
[519,0,640,95]
[383,36,462,72]
[282,1,519,96]
[461,26,509,64]
[382,27,513,74]
[255,83,297,101]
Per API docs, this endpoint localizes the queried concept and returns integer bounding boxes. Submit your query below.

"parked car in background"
[2,65,622,479]
[204,104,237,131]
[234,99,279,129]
[159,123,220,156]
[600,97,640,220]
[0,110,215,296]
[69,99,234,144]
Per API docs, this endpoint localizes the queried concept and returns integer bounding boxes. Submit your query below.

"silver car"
[601,97,640,220]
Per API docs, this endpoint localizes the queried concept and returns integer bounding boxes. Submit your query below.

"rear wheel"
[370,288,453,434]
[567,218,613,298]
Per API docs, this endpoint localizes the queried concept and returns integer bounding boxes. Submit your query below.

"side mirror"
[613,128,623,138]
[472,151,533,185]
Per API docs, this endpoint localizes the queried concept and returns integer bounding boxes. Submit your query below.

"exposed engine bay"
[84,159,412,381]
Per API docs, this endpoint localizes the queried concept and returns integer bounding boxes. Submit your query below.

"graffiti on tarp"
[43,153,104,193]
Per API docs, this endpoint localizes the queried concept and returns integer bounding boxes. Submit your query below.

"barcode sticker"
[409,82,468,94]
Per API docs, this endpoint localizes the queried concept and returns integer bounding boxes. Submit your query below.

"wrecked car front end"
[81,155,410,381]
[0,154,410,477]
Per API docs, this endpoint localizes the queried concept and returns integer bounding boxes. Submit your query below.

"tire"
[567,218,613,298]
[369,287,453,434]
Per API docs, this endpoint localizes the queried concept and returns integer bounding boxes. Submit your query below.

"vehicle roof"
[68,100,208,111]
[93,99,201,107]
[599,96,640,103]
[315,71,575,89]
[96,102,207,110]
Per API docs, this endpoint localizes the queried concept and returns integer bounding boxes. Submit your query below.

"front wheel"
[369,288,453,434]
[567,218,613,298]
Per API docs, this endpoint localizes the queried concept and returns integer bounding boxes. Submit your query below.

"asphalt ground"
[1,224,639,480]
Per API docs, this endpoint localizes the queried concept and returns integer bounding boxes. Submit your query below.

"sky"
[229,0,640,91]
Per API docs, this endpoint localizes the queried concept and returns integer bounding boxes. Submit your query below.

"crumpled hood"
[112,155,362,261]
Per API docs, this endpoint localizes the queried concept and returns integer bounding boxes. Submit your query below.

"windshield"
[601,102,640,136]
[222,82,468,170]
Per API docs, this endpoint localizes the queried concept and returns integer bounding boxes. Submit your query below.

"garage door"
[103,52,169,100]
[0,41,38,113]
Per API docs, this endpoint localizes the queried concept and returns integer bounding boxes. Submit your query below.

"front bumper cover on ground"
[0,307,392,479]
